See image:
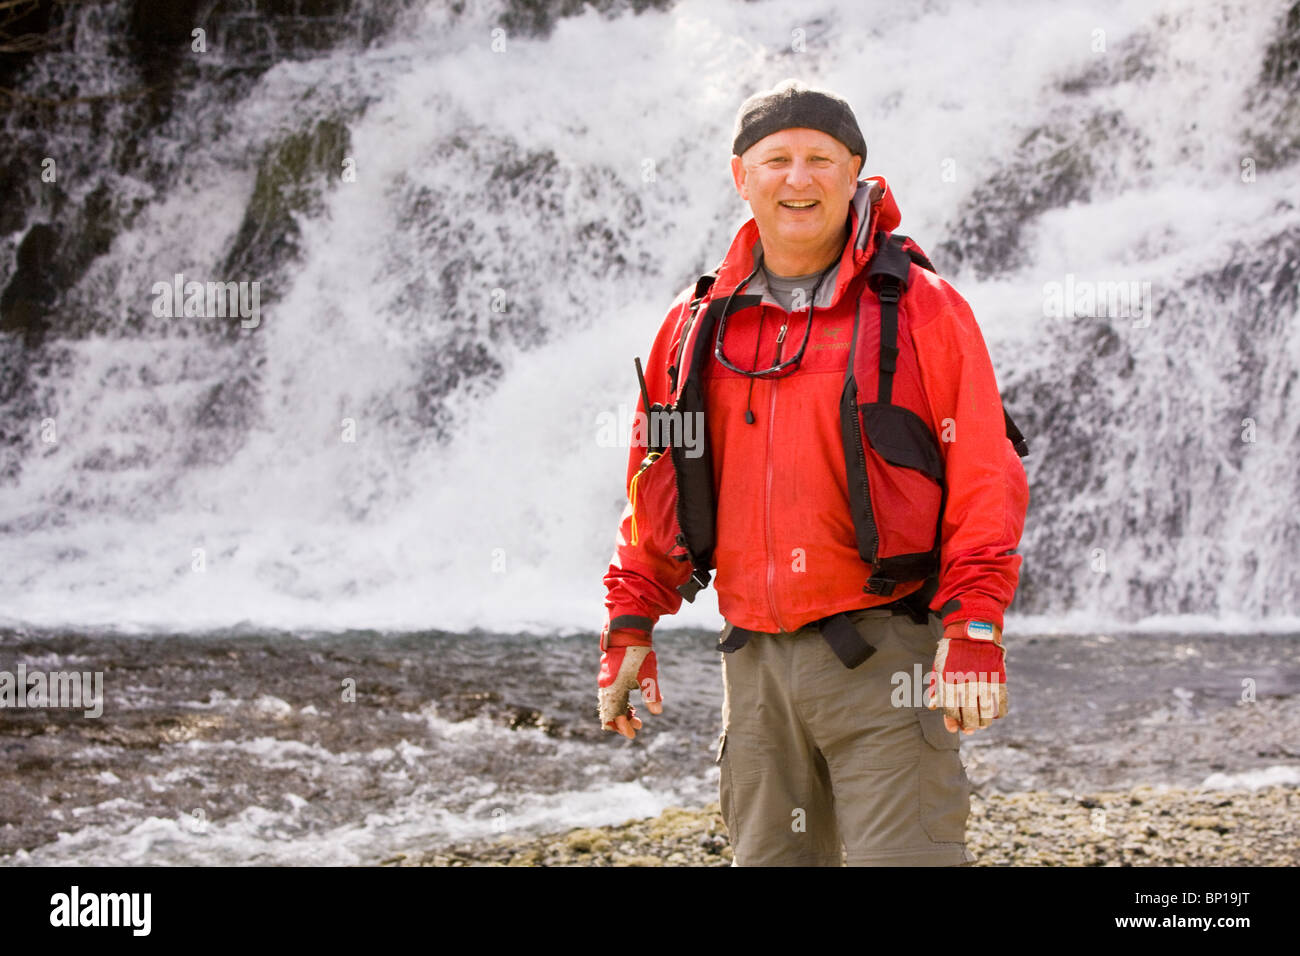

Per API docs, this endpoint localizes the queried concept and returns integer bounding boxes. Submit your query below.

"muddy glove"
[928,620,1007,734]
[598,629,662,739]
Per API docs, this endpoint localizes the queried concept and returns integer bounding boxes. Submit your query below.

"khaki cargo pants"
[716,607,975,866]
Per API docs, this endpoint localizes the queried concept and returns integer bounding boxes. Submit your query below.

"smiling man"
[597,79,1029,866]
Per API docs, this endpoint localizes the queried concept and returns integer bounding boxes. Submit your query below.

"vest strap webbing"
[817,612,877,668]
[867,233,913,405]
[898,575,940,624]
[877,284,900,404]
[717,612,877,669]
[692,272,717,302]
[1005,407,1029,457]
[678,568,710,602]
[866,549,942,596]
[717,625,751,653]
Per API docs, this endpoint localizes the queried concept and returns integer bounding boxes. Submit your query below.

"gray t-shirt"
[762,265,824,313]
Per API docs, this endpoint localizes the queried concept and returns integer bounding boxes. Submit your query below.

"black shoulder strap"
[668,270,719,397]
[692,272,717,304]
[1005,408,1029,457]
[867,232,914,290]
[905,245,937,274]
[867,232,912,405]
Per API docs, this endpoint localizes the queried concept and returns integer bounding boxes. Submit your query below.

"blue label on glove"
[965,620,995,640]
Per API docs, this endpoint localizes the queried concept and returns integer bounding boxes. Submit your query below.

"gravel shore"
[396,783,1299,866]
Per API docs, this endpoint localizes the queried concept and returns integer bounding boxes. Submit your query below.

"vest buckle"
[863,576,897,596]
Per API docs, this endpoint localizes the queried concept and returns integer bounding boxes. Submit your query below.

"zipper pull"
[776,323,787,344]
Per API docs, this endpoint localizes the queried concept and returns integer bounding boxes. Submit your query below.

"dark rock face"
[0,186,119,347]
[914,5,1300,621]
[1247,0,1300,169]
[0,224,61,347]
[221,118,353,302]
[1005,224,1300,619]
[0,0,414,485]
[0,0,415,349]
[1,0,664,352]
[0,0,686,492]
[933,114,1117,278]
[496,0,675,38]
[0,0,60,89]
[1260,1,1300,95]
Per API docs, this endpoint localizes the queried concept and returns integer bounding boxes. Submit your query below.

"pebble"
[405,784,1298,866]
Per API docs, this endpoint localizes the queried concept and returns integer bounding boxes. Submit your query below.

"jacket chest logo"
[811,325,849,351]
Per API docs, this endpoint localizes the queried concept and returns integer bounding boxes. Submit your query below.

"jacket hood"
[713,176,902,312]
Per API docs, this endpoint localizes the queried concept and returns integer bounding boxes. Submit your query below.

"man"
[597,79,1029,866]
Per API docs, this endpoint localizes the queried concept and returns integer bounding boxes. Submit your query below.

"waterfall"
[1,0,1297,634]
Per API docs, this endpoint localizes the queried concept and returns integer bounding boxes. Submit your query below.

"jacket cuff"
[605,629,653,649]
[943,620,1003,644]
[600,612,655,651]
[938,594,1006,632]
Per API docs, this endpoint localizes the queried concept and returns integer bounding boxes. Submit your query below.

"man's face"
[730,128,863,265]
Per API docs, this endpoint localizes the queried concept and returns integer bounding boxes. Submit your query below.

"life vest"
[641,230,1029,606]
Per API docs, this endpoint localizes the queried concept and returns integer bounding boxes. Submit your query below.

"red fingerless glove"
[937,621,1006,682]
[929,620,1008,727]
[597,630,660,730]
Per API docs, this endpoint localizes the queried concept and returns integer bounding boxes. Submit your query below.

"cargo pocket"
[915,708,970,844]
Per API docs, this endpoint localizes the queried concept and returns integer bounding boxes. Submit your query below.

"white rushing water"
[1,0,1297,635]
[8,712,709,867]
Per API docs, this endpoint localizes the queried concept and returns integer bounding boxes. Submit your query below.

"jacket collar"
[712,176,901,311]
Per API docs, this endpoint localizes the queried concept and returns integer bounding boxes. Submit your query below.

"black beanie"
[732,79,867,162]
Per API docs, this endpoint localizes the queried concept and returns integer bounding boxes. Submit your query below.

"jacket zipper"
[766,306,788,633]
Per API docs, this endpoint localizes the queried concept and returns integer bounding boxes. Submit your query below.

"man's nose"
[784,159,815,188]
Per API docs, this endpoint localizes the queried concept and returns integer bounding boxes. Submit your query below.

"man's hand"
[598,630,663,739]
[927,621,1007,734]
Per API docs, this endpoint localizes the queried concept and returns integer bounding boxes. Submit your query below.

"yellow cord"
[628,452,661,546]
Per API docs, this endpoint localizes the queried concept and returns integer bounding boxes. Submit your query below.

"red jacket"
[602,177,1028,640]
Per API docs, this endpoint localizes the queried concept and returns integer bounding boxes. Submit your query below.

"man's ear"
[850,153,863,183]
[730,154,748,201]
